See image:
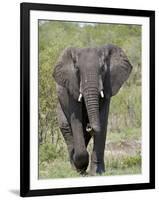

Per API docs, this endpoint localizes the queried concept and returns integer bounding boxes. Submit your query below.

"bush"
[39,144,57,163]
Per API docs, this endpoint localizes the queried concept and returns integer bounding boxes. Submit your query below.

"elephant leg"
[70,114,89,174]
[57,103,75,169]
[90,98,110,175]
[69,99,89,174]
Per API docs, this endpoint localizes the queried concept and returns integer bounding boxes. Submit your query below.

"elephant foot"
[77,169,88,176]
[73,151,89,174]
[69,149,77,170]
[89,162,105,176]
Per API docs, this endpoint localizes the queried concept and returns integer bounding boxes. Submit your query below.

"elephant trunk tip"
[91,124,101,133]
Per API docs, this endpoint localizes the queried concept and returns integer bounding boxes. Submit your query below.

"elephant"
[53,44,132,175]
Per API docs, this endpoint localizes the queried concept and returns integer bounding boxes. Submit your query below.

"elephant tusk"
[100,90,104,98]
[78,93,82,102]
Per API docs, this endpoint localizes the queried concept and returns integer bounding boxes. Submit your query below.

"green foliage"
[38,20,142,178]
[109,85,141,132]
[39,135,68,164]
[39,147,141,178]
[106,154,141,170]
[122,154,141,168]
[39,144,58,164]
[39,159,80,179]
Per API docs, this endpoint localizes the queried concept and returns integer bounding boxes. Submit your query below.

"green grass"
[39,159,80,179]
[39,128,141,179]
[39,154,141,179]
[107,128,141,142]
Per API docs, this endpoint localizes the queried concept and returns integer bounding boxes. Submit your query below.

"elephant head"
[53,44,132,133]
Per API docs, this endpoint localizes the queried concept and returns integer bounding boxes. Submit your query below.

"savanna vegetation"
[38,20,141,179]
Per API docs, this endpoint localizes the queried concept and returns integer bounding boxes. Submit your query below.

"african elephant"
[53,44,132,175]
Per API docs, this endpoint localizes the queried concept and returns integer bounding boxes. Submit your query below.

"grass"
[39,127,141,179]
[107,128,141,142]
[39,159,80,179]
[39,154,141,179]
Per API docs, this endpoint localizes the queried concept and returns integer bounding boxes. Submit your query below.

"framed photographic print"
[20,2,155,197]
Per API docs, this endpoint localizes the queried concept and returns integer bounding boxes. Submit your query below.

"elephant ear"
[103,44,132,96]
[53,47,80,99]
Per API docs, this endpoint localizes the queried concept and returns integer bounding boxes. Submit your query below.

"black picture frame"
[20,2,155,197]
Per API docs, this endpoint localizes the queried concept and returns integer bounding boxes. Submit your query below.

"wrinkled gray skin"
[53,44,132,175]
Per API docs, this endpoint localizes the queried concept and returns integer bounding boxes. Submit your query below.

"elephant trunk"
[83,74,101,133]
